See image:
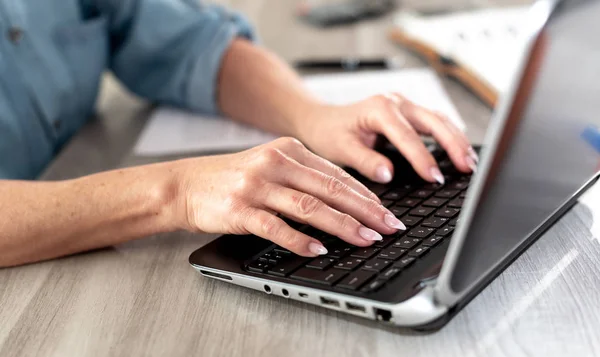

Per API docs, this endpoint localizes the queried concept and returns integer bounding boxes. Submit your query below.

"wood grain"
[4,1,599,357]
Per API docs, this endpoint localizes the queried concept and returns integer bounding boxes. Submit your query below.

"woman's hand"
[294,93,479,184]
[173,137,406,257]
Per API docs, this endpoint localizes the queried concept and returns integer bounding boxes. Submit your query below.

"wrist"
[288,100,335,143]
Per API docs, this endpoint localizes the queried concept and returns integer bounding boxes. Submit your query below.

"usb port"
[345,302,366,313]
[320,297,340,307]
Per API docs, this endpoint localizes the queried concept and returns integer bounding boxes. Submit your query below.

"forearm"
[0,163,182,267]
[217,39,325,136]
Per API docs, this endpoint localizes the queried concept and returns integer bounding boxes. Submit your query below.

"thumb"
[339,138,395,184]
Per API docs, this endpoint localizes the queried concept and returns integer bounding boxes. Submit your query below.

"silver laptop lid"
[435,0,600,306]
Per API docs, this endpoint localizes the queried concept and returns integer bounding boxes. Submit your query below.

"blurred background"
[99,0,533,154]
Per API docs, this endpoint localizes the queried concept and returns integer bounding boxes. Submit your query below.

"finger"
[370,94,443,184]
[336,136,396,185]
[398,98,476,173]
[274,159,406,234]
[243,208,327,257]
[282,139,382,203]
[436,112,480,170]
[263,184,387,247]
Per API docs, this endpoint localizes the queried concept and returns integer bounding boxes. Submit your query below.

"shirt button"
[7,27,23,44]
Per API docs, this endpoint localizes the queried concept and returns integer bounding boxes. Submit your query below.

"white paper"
[134,68,464,156]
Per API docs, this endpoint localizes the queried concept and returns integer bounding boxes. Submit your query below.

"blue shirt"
[0,0,253,179]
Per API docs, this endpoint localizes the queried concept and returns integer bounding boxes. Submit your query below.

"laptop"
[189,0,600,330]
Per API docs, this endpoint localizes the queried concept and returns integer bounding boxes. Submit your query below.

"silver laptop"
[189,0,600,330]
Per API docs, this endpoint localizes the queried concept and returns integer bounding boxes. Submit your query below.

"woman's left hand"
[294,93,479,185]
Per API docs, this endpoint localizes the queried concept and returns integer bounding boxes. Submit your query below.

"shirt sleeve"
[97,0,255,114]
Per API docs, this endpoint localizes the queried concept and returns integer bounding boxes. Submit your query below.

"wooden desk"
[2,1,600,356]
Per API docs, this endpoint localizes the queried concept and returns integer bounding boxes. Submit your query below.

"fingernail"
[375,166,393,183]
[384,213,407,230]
[308,242,328,256]
[468,147,479,163]
[430,167,445,185]
[465,155,478,173]
[358,226,383,241]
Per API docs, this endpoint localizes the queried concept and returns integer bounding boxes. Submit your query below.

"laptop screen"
[449,0,600,295]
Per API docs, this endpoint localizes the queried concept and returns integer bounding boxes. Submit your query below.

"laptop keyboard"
[244,156,472,294]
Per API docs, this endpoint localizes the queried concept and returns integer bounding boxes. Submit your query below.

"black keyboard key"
[373,234,399,248]
[436,207,460,218]
[396,197,421,208]
[448,198,464,208]
[334,257,364,271]
[377,247,407,261]
[449,181,469,190]
[291,268,347,286]
[434,189,460,199]
[421,216,449,228]
[306,257,336,270]
[422,236,444,247]
[390,206,409,217]
[370,184,389,196]
[407,226,435,239]
[400,215,422,227]
[381,199,395,208]
[380,267,402,281]
[409,189,433,199]
[382,190,405,200]
[337,270,375,290]
[399,184,415,191]
[267,258,307,276]
[393,257,416,269]
[438,158,454,171]
[408,245,430,257]
[360,279,385,293]
[409,206,435,217]
[393,237,421,249]
[361,259,392,272]
[422,197,447,208]
[326,243,355,259]
[437,226,454,237]
[449,217,459,226]
[247,261,270,273]
[351,247,381,259]
[422,182,444,190]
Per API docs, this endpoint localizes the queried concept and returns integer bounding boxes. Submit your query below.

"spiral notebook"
[389,5,531,107]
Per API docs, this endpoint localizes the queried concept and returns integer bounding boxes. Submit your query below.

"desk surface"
[3,1,600,356]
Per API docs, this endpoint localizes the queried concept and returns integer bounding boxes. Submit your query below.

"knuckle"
[334,165,352,180]
[235,173,260,196]
[374,94,394,107]
[259,215,281,237]
[257,147,286,166]
[276,136,304,150]
[324,176,345,197]
[297,194,322,218]
[337,213,357,232]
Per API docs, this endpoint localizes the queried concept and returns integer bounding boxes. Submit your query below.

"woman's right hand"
[172,137,406,257]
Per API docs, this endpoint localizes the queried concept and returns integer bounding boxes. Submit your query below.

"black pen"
[294,57,404,70]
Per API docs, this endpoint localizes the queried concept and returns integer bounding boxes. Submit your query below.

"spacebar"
[290,268,347,286]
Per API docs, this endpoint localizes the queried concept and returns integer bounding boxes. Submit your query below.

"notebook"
[389,6,531,107]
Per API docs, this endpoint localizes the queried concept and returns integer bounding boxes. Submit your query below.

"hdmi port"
[320,297,340,307]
